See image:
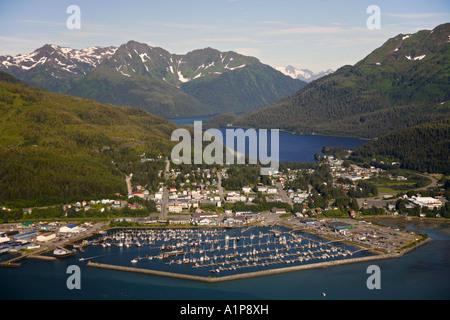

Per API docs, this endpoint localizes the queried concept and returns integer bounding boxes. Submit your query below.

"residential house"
[242,186,253,193]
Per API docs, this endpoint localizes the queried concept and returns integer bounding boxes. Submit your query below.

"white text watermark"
[171,121,279,175]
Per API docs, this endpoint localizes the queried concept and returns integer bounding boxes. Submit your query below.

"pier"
[27,255,57,261]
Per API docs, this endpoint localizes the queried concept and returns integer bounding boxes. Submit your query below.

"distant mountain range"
[206,23,450,139]
[0,42,306,118]
[275,65,334,82]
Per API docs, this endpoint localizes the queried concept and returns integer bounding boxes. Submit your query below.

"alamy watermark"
[66,5,81,30]
[366,5,381,30]
[171,121,279,175]
[366,265,381,289]
[66,265,81,289]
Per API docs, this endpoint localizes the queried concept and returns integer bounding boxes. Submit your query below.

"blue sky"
[1,0,449,71]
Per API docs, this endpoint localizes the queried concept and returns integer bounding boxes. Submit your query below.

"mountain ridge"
[206,23,450,139]
[0,41,306,118]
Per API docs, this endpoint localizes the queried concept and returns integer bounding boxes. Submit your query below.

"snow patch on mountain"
[405,54,426,61]
[0,44,117,76]
[275,65,334,83]
[225,64,245,71]
[139,53,150,63]
[177,70,189,83]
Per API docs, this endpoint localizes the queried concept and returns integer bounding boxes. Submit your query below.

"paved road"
[125,174,132,195]
[276,182,292,206]
[164,157,170,179]
[160,157,171,220]
[217,171,224,202]
[416,173,439,191]
[160,186,169,220]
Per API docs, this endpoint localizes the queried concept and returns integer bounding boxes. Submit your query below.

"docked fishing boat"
[53,248,76,258]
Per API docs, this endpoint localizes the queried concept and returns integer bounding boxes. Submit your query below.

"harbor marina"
[78,226,375,279]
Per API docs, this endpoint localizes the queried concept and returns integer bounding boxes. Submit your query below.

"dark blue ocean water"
[1,223,449,300]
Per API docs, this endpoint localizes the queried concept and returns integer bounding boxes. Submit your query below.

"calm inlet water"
[169,115,367,163]
[213,127,367,163]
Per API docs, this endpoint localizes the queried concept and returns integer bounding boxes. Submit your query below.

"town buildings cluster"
[1,150,446,256]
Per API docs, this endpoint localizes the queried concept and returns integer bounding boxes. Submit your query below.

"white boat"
[53,248,76,257]
[131,259,138,263]
[53,248,67,256]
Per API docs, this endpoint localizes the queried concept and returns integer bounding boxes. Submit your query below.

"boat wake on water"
[79,254,108,261]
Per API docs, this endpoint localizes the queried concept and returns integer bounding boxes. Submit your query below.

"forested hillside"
[0,71,176,207]
[181,63,306,113]
[350,119,450,174]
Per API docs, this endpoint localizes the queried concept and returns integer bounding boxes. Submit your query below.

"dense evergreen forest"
[0,71,176,207]
[351,119,450,174]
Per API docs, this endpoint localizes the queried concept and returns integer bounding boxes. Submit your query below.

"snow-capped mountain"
[0,44,117,92]
[275,65,334,82]
[0,41,306,118]
[95,41,258,86]
[0,44,117,75]
[67,41,305,117]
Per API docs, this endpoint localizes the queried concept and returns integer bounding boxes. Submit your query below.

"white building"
[266,187,278,194]
[409,196,443,209]
[242,186,252,193]
[36,233,56,242]
[59,224,85,233]
[168,205,183,213]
